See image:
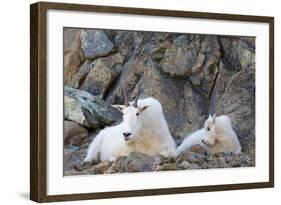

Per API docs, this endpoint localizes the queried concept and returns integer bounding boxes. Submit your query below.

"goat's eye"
[207,127,210,131]
[136,112,139,116]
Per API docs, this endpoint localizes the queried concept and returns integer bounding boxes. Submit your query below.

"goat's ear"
[112,105,126,112]
[139,105,150,113]
[212,114,216,124]
[208,114,212,119]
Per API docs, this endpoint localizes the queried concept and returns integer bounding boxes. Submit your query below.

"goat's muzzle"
[123,132,132,141]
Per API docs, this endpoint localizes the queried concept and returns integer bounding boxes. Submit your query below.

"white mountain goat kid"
[176,114,241,155]
[83,86,176,164]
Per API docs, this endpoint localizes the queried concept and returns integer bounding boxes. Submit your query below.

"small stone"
[178,161,190,169]
[124,152,158,172]
[188,163,200,169]
[216,157,227,168]
[82,161,112,175]
[156,163,177,171]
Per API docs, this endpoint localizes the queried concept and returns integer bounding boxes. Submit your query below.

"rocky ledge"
[64,145,254,175]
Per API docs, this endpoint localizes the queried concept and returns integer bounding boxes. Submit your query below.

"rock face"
[64,86,122,128]
[64,51,84,84]
[63,28,255,175]
[64,28,84,84]
[64,120,88,146]
[80,53,124,98]
[64,95,87,126]
[64,28,83,53]
[219,37,255,72]
[67,60,93,89]
[80,30,114,59]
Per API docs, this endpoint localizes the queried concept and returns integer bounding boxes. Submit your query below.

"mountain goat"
[83,86,176,164]
[176,114,241,155]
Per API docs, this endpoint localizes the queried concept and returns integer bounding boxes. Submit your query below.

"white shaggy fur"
[83,97,176,163]
[176,115,241,155]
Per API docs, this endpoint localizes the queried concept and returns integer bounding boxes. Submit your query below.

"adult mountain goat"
[176,114,241,155]
[83,86,176,164]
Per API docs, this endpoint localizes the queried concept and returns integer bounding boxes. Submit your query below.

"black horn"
[123,86,129,107]
[133,84,140,107]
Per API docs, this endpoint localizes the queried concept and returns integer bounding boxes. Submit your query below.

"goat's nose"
[201,139,205,144]
[123,132,132,137]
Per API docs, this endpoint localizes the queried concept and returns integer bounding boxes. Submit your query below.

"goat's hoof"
[81,160,91,166]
